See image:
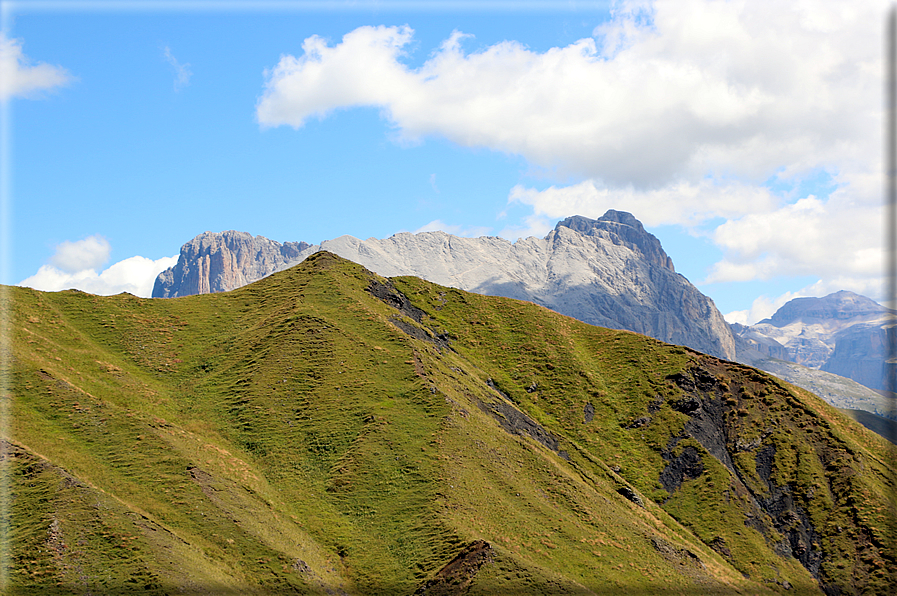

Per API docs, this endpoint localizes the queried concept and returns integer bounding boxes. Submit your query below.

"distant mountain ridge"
[153,211,737,361]
[153,230,310,296]
[152,214,895,418]
[732,291,895,393]
[762,291,889,327]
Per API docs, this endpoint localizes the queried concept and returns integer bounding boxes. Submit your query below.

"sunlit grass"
[3,252,895,594]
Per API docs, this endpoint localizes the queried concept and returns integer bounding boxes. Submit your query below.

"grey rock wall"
[731,291,896,393]
[152,231,309,298]
[152,211,737,360]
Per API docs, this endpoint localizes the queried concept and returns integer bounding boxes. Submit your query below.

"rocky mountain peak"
[555,211,674,272]
[760,290,891,327]
[152,214,734,360]
[556,210,641,233]
[733,290,895,393]
[152,231,310,298]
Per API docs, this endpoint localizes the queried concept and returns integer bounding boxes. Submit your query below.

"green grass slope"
[3,251,895,595]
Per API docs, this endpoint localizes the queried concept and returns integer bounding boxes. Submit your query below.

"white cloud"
[163,46,192,91]
[507,178,778,228]
[0,33,72,101]
[257,25,416,128]
[256,1,887,296]
[256,3,882,188]
[19,254,178,298]
[49,235,111,273]
[705,190,882,284]
[413,219,491,238]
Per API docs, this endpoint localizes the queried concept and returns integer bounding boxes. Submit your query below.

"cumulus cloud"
[48,235,111,273]
[0,33,72,100]
[256,3,882,188]
[19,255,178,298]
[163,46,192,91]
[19,237,177,297]
[258,25,415,128]
[507,178,779,228]
[705,190,882,284]
[256,1,887,295]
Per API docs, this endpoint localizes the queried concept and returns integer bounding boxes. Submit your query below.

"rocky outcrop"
[732,291,895,392]
[821,323,889,391]
[664,363,832,592]
[414,541,494,596]
[153,211,737,360]
[734,343,892,418]
[152,231,310,298]
[730,322,789,361]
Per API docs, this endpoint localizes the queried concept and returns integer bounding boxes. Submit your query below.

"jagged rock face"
[153,211,737,360]
[731,291,895,393]
[821,323,889,391]
[658,360,879,593]
[730,322,790,361]
[556,212,675,271]
[152,231,310,298]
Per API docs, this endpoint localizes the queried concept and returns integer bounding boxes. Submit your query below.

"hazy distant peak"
[760,290,891,327]
[733,289,894,393]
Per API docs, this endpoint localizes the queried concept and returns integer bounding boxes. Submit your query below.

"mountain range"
[151,212,894,422]
[154,212,735,360]
[732,292,894,393]
[8,252,896,594]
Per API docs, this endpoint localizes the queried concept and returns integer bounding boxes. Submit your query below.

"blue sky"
[3,0,888,324]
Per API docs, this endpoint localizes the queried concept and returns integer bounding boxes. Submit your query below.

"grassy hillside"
[3,251,895,594]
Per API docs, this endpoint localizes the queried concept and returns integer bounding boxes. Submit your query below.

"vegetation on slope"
[3,251,895,594]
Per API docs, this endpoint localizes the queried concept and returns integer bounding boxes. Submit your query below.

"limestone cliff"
[152,231,309,298]
[731,291,895,392]
[153,211,737,360]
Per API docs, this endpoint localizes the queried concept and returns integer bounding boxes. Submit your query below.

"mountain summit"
[152,230,310,296]
[555,212,674,271]
[760,290,891,328]
[153,211,736,360]
[733,291,895,392]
